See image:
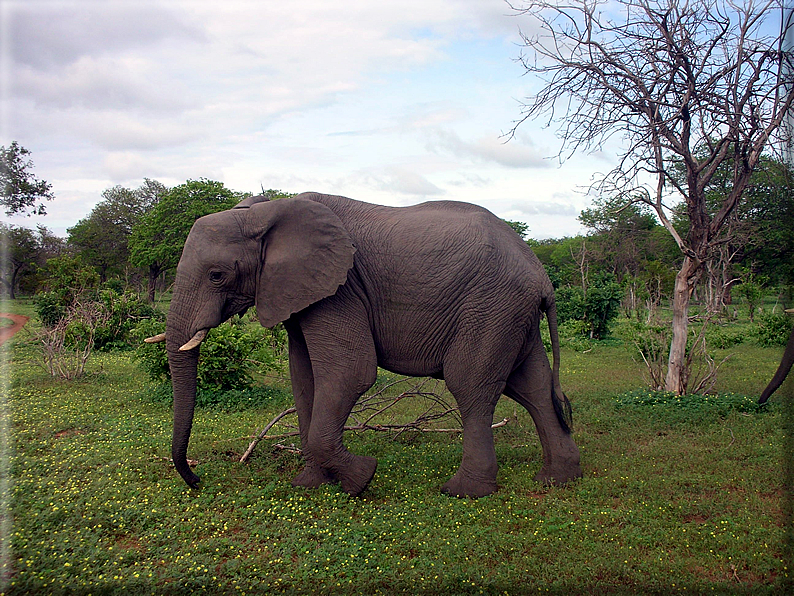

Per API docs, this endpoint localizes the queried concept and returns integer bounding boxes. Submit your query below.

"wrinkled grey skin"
[164,192,582,498]
[759,319,794,404]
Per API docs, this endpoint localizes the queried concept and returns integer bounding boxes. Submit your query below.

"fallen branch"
[239,376,511,462]
[240,407,297,462]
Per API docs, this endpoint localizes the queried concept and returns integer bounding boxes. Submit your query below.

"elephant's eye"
[208,270,225,283]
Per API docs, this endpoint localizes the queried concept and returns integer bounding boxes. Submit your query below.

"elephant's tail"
[544,293,573,434]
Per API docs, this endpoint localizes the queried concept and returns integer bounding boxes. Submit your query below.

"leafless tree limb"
[510,0,793,393]
[239,377,509,461]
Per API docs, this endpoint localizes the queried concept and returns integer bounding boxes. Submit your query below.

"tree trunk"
[665,256,701,395]
[147,264,161,303]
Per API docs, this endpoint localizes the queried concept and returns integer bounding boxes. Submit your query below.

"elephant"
[759,309,794,404]
[146,192,582,498]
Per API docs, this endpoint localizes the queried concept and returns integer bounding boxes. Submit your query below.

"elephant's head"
[152,195,356,487]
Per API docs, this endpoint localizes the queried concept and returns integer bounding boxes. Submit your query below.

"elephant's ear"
[247,197,356,328]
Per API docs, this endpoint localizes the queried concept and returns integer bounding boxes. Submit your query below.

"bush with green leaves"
[33,291,68,328]
[558,319,593,351]
[554,273,623,340]
[583,272,623,339]
[93,289,164,350]
[36,285,162,350]
[133,315,287,393]
[750,311,793,347]
[705,324,746,349]
[555,285,586,323]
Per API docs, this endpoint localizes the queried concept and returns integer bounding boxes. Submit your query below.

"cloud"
[0,0,592,241]
[8,3,202,71]
[447,173,491,188]
[513,201,579,216]
[356,166,445,197]
[14,55,197,113]
[426,129,550,168]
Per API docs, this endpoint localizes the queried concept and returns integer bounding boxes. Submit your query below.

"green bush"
[36,286,163,350]
[554,274,623,339]
[35,254,100,306]
[196,319,261,391]
[33,291,67,327]
[555,285,585,323]
[94,289,164,351]
[750,311,793,347]
[557,318,593,351]
[131,319,170,380]
[584,272,623,339]
[705,325,746,349]
[133,315,287,393]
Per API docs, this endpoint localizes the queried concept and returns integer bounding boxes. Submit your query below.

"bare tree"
[511,0,794,394]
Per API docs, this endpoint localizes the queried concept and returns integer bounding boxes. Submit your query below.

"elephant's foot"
[291,462,337,489]
[534,462,583,486]
[337,455,378,496]
[441,471,498,499]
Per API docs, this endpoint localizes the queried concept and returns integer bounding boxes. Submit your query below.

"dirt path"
[0,313,30,346]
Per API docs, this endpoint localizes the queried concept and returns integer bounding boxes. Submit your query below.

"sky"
[0,0,610,240]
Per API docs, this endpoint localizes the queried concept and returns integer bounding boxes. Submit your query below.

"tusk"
[179,329,208,351]
[144,332,167,344]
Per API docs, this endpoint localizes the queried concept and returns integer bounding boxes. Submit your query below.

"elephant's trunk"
[169,347,201,487]
[167,294,202,488]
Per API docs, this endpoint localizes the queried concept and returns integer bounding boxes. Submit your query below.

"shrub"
[132,319,170,381]
[33,291,67,328]
[37,286,163,350]
[33,298,111,380]
[35,254,100,306]
[555,285,585,323]
[554,274,623,339]
[133,315,287,392]
[197,319,261,391]
[557,319,593,351]
[750,311,792,347]
[93,289,164,351]
[583,272,623,339]
[706,325,745,349]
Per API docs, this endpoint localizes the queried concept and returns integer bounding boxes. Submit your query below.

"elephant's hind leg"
[439,396,502,498]
[504,341,581,486]
[441,349,507,498]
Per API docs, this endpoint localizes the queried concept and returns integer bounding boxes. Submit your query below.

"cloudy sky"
[0,0,607,239]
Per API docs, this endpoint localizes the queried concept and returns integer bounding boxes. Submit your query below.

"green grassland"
[1,299,791,594]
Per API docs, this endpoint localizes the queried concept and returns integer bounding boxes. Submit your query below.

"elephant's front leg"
[285,323,336,488]
[300,304,379,496]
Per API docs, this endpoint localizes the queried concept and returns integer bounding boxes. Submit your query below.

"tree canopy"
[68,180,167,282]
[0,141,54,216]
[128,179,247,301]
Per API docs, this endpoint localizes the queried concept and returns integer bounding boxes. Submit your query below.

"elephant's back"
[302,191,550,294]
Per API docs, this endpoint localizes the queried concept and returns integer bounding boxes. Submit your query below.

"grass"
[2,300,792,594]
